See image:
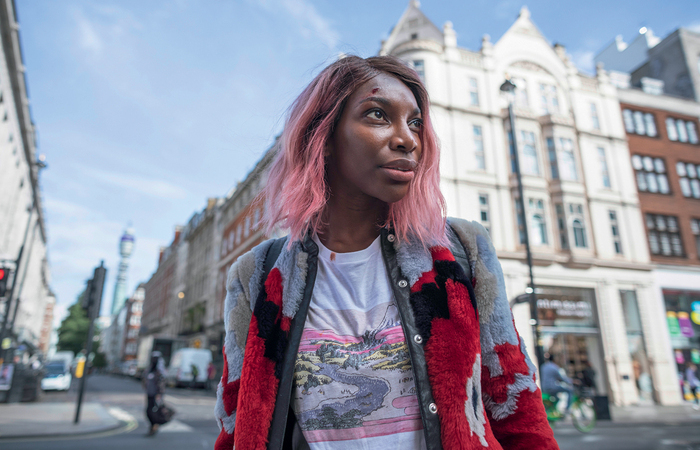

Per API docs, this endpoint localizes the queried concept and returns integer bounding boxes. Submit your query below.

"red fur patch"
[424,278,501,448]
[430,246,455,263]
[481,340,530,404]
[220,346,241,416]
[486,387,558,449]
[215,420,236,450]
[234,315,280,449]
[412,267,437,293]
[281,316,291,333]
[265,268,284,322]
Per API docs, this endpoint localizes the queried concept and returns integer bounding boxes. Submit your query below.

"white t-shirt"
[291,235,427,450]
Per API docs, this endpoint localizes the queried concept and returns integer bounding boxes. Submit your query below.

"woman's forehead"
[351,73,420,109]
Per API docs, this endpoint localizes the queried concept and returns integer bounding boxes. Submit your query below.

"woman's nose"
[390,123,418,154]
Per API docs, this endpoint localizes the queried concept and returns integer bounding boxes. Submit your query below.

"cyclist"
[541,353,575,415]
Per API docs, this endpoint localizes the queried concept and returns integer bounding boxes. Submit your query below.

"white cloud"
[76,165,189,200]
[75,9,103,55]
[687,21,700,33]
[572,50,595,74]
[249,0,340,49]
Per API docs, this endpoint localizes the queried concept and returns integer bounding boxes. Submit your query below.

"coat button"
[398,280,408,288]
[413,334,423,344]
[429,403,438,414]
[387,234,396,242]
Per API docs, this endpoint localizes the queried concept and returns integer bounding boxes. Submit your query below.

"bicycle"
[542,386,597,433]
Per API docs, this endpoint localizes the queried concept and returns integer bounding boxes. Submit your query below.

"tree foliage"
[56,292,102,356]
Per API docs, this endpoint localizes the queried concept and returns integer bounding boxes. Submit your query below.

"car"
[41,361,72,391]
[166,348,212,388]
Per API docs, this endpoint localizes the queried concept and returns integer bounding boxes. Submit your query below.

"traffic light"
[0,267,8,298]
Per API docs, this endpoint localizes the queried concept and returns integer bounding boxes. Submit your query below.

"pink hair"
[261,55,446,247]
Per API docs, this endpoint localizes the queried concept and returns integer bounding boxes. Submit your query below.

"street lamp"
[499,78,545,370]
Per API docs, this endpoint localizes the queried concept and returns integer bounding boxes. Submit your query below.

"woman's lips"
[380,166,415,182]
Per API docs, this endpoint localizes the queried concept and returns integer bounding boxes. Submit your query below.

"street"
[3,374,219,450]
[1,374,699,449]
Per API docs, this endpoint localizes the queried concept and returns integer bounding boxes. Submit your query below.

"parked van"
[166,348,212,388]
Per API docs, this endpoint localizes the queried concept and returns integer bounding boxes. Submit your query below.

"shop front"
[536,286,608,399]
[663,289,700,401]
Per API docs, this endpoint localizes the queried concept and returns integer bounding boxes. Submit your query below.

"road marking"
[159,419,194,433]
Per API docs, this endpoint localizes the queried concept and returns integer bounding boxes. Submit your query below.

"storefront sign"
[667,311,681,337]
[691,349,700,364]
[675,350,685,364]
[678,312,695,338]
[536,287,597,328]
[692,301,700,325]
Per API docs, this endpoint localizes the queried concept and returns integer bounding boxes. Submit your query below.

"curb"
[0,407,138,442]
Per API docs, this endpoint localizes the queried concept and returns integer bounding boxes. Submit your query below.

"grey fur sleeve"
[447,217,539,421]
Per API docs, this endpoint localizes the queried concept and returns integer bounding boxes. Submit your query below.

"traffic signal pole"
[74,261,106,425]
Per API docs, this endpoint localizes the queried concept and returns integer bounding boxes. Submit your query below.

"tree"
[57,293,99,355]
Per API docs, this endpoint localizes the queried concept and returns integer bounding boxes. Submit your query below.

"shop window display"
[663,289,700,401]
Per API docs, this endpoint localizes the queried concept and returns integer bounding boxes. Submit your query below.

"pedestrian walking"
[214,55,558,449]
[206,361,216,391]
[143,351,174,436]
[686,363,700,409]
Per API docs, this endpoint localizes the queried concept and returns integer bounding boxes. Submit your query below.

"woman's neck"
[318,191,387,253]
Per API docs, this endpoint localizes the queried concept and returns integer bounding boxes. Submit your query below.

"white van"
[166,348,212,388]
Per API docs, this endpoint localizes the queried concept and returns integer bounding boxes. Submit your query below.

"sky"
[13,0,700,326]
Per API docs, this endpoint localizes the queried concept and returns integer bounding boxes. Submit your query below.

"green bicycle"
[542,386,597,433]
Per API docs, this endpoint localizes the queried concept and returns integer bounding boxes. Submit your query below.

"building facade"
[121,285,144,361]
[617,86,700,402]
[0,0,54,354]
[142,227,187,340]
[379,2,676,405]
[180,199,220,350]
[110,228,135,316]
[211,146,276,371]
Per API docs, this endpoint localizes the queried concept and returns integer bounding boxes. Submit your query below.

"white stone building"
[0,0,54,354]
[381,2,677,405]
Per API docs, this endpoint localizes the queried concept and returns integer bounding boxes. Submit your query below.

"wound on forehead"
[371,88,379,94]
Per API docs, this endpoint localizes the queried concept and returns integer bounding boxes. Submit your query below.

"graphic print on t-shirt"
[293,302,422,443]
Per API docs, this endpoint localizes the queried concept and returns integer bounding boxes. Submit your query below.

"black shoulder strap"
[447,222,473,282]
[263,237,286,282]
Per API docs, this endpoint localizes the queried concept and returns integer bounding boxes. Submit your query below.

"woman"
[144,351,168,436]
[214,56,557,450]
[686,363,700,409]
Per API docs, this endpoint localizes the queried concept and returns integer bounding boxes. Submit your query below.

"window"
[412,60,425,83]
[572,219,587,248]
[598,147,611,188]
[520,131,539,175]
[244,216,250,237]
[610,211,623,254]
[556,204,568,249]
[469,78,479,106]
[512,77,528,108]
[631,155,670,194]
[547,137,577,180]
[540,83,559,114]
[528,198,548,245]
[691,218,700,257]
[646,214,684,257]
[130,315,141,326]
[623,109,657,136]
[590,103,600,130]
[558,138,577,181]
[473,125,485,170]
[677,161,700,199]
[515,200,526,245]
[568,203,588,248]
[478,193,490,234]
[667,117,699,144]
[547,138,558,179]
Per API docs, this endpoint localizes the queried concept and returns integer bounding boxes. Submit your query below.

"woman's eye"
[409,119,423,130]
[367,110,385,120]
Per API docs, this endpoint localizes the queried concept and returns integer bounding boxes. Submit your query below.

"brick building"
[618,86,700,400]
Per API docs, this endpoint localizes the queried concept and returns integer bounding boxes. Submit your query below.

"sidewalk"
[609,402,700,425]
[0,402,133,440]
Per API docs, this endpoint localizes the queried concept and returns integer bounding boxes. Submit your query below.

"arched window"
[573,219,587,248]
[531,214,547,246]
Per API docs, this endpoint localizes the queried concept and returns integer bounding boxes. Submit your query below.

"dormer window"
[411,33,418,40]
